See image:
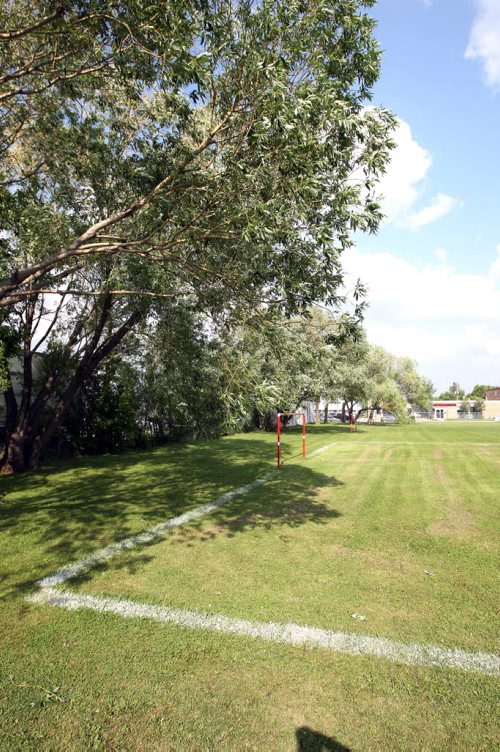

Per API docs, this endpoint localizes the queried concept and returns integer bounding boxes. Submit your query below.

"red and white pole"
[302,412,306,458]
[277,413,281,469]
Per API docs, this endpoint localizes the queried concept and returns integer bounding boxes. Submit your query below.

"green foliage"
[63,362,141,454]
[334,344,433,421]
[468,384,494,399]
[133,307,226,441]
[211,307,360,430]
[47,307,434,450]
[1,0,395,317]
[438,382,465,400]
[472,397,485,413]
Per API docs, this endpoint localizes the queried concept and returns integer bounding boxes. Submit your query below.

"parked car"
[381,414,397,424]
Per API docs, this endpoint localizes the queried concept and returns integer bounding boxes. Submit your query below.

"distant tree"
[468,384,494,399]
[212,307,361,431]
[472,398,484,414]
[330,335,370,422]
[393,356,434,410]
[348,347,433,423]
[459,398,471,415]
[438,382,465,400]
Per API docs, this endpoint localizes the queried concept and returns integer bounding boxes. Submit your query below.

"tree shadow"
[58,463,344,588]
[296,727,351,751]
[167,465,343,546]
[0,431,345,599]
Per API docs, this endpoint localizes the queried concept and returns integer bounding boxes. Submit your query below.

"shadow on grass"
[0,430,344,599]
[65,462,344,589]
[168,464,343,546]
[296,727,351,751]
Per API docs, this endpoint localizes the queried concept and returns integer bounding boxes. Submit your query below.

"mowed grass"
[1,423,499,750]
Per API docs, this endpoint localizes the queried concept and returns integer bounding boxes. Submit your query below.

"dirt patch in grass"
[329,543,416,574]
[428,463,476,538]
[428,464,474,536]
[355,445,380,463]
[478,446,494,456]
[429,509,475,537]
[382,446,395,461]
[433,463,447,484]
[476,446,500,467]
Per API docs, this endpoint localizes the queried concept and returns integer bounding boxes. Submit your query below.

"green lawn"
[1,423,499,750]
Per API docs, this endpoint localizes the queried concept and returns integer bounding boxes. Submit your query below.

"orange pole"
[302,412,306,457]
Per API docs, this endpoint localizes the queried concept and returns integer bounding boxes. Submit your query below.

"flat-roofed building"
[484,388,500,420]
[432,401,458,420]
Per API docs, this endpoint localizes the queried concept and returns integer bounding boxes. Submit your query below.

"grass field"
[1,422,499,750]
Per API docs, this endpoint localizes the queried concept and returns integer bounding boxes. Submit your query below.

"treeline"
[1,307,432,460]
[436,382,493,412]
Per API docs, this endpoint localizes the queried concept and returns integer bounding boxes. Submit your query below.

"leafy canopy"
[1,0,395,318]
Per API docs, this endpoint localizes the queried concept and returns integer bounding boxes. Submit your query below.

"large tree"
[333,344,433,423]
[362,346,433,422]
[1,0,395,473]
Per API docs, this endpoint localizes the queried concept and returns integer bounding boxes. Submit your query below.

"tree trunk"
[0,302,140,474]
[28,309,140,469]
[0,379,18,473]
[341,401,347,423]
[348,401,354,422]
[0,300,35,474]
[323,402,329,423]
[314,401,320,425]
[0,429,25,475]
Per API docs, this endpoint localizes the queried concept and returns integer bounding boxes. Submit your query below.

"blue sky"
[345,0,500,393]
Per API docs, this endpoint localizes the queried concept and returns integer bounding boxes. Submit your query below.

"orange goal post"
[276,412,306,470]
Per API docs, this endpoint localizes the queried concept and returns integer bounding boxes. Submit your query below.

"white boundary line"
[37,474,273,588]
[29,587,500,676]
[27,452,500,677]
[309,442,338,457]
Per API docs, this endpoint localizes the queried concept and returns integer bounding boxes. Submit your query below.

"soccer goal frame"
[276,412,306,470]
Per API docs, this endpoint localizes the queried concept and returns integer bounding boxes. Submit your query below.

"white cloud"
[378,119,457,230]
[466,0,500,88]
[378,119,431,223]
[489,243,500,280]
[406,193,459,230]
[435,248,448,262]
[343,246,500,392]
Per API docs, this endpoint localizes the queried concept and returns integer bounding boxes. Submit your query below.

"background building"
[484,388,500,420]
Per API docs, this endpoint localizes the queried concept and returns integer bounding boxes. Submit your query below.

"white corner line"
[27,466,500,677]
[28,587,500,677]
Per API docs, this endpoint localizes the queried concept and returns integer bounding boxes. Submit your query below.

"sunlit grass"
[1,423,499,750]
